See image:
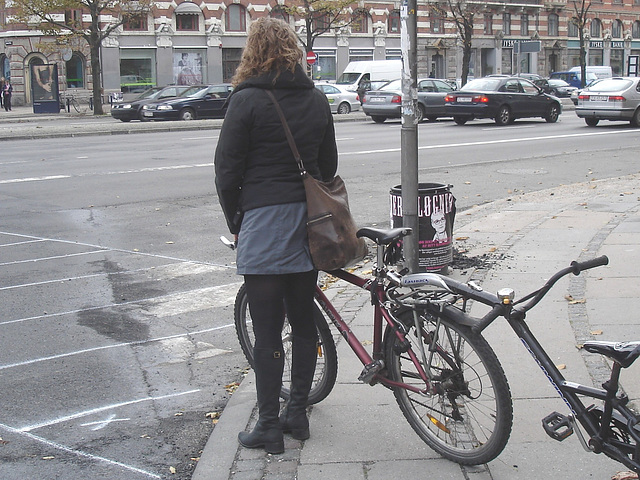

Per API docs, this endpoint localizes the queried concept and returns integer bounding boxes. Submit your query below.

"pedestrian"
[3,79,12,111]
[214,17,338,454]
[0,77,5,109]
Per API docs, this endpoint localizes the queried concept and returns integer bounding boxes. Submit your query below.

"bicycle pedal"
[358,360,384,385]
[542,411,574,441]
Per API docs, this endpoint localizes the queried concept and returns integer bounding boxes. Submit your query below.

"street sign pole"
[400,0,419,273]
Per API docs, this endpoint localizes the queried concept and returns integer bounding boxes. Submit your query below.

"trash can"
[390,183,456,272]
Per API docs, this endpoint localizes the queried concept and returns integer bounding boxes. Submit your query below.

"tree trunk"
[89,14,103,115]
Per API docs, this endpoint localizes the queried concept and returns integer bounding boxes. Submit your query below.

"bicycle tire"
[384,308,513,465]
[233,283,338,405]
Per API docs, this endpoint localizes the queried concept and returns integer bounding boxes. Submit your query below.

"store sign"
[502,39,518,48]
[612,41,625,49]
[590,41,604,49]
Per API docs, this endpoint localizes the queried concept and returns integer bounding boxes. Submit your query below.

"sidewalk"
[193,174,640,480]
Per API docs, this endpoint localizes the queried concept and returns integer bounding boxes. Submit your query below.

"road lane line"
[18,390,200,432]
[0,175,71,184]
[0,249,107,267]
[0,323,234,371]
[0,422,161,478]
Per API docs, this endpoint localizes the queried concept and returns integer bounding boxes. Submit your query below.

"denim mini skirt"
[236,201,314,275]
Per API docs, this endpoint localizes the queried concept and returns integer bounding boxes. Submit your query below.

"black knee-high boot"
[280,336,318,440]
[238,348,285,454]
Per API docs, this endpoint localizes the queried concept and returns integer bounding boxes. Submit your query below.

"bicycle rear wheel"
[384,308,513,465]
[234,283,338,405]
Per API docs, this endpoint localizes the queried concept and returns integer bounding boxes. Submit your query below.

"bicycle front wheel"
[384,309,513,465]
[234,283,338,405]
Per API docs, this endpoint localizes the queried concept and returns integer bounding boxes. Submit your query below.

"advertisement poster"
[173,52,203,85]
[31,64,59,102]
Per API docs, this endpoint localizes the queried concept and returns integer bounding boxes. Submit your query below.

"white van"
[336,60,402,95]
[569,65,613,79]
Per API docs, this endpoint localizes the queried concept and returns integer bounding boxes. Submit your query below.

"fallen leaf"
[590,330,603,335]
[140,434,151,439]
[564,294,575,302]
[174,412,184,416]
[169,466,177,474]
[569,298,586,304]
[166,241,174,244]
[42,456,55,460]
[464,181,471,185]
[191,457,200,462]
[612,471,639,480]
[576,344,584,350]
[455,236,469,241]
[361,340,373,346]
[225,382,240,394]
[488,247,497,252]
[557,364,566,370]
[205,412,221,420]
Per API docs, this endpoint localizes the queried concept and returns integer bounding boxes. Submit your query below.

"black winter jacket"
[214,65,338,234]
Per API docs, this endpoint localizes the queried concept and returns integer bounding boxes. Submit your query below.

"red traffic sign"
[306,51,318,65]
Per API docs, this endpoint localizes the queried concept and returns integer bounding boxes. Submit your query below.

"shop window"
[633,21,640,38]
[484,14,493,35]
[568,18,578,37]
[270,5,289,23]
[120,53,156,93]
[503,13,511,35]
[351,9,369,34]
[388,10,400,34]
[612,19,622,38]
[520,14,528,36]
[590,18,601,38]
[548,13,558,36]
[66,53,84,88]
[226,4,246,32]
[123,14,148,31]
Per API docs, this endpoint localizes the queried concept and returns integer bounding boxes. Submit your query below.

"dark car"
[517,73,552,94]
[141,84,233,121]
[547,78,578,98]
[362,78,456,123]
[110,85,192,122]
[444,76,562,126]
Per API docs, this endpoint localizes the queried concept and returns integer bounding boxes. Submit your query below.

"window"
[430,10,444,34]
[313,14,330,32]
[65,9,83,28]
[176,14,198,30]
[612,19,622,38]
[123,14,148,31]
[66,53,84,88]
[520,14,528,36]
[351,9,369,34]
[270,5,289,23]
[225,4,246,32]
[503,13,511,35]
[388,10,400,34]
[590,18,601,38]
[568,18,578,37]
[633,20,640,38]
[548,13,558,36]
[484,14,493,35]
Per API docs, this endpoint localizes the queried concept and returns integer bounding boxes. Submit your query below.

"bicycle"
[226,228,513,465]
[59,93,81,113]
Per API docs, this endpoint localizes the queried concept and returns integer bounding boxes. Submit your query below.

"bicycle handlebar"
[570,255,609,275]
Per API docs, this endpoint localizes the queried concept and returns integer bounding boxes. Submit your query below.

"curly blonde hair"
[231,17,303,87]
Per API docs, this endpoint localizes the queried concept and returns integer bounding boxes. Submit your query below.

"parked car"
[111,85,193,122]
[550,70,598,89]
[546,78,578,98]
[571,78,604,105]
[314,83,361,114]
[575,76,640,127]
[444,76,562,126]
[362,78,456,123]
[141,84,233,121]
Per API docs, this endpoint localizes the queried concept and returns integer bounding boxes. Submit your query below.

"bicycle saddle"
[356,227,412,245]
[583,341,640,368]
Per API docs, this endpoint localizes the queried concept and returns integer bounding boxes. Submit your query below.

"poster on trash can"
[390,183,456,271]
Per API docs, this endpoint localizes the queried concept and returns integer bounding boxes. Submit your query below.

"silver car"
[575,77,640,127]
[314,83,361,114]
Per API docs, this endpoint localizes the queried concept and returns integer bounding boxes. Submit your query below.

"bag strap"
[265,89,306,175]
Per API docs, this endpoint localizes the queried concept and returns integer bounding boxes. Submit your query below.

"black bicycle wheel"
[233,283,338,405]
[384,308,513,465]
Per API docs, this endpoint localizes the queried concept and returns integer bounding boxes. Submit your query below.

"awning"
[175,2,202,15]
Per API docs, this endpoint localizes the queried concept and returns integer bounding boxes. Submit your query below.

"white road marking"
[18,389,200,432]
[0,323,235,370]
[0,422,161,478]
[0,175,71,184]
[81,414,131,431]
[0,249,107,267]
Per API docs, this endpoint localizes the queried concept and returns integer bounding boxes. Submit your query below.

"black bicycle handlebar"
[570,255,609,275]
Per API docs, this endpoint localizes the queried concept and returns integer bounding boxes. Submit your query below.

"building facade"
[2,0,640,106]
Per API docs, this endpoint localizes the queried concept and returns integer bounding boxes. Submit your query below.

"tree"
[12,0,152,114]
[437,0,479,87]
[283,0,357,75]
[571,0,591,87]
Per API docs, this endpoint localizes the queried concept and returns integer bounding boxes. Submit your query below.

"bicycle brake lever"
[220,235,236,250]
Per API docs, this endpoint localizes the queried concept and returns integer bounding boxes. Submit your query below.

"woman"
[2,78,11,112]
[214,18,337,454]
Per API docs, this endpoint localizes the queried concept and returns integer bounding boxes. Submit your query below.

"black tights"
[244,271,318,351]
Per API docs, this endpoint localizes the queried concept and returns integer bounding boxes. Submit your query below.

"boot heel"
[264,440,285,454]
[290,428,310,441]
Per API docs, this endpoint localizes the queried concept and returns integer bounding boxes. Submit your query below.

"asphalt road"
[1,111,639,479]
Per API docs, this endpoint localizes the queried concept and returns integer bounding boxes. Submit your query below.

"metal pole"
[400,0,419,273]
